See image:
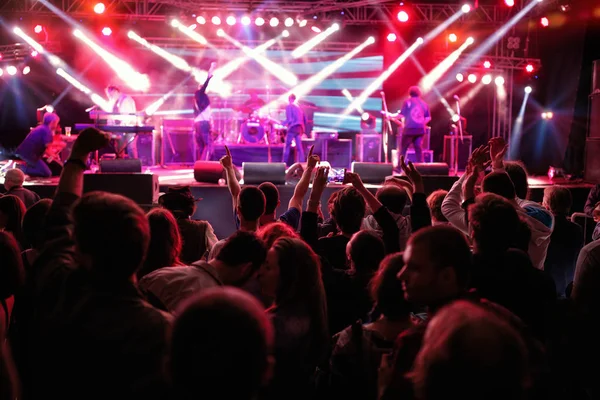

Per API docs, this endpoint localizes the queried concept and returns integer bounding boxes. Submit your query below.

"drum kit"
[218,106,287,145]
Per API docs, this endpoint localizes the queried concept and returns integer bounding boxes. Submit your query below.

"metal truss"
[0,42,62,62]
[434,53,542,71]
[0,1,526,25]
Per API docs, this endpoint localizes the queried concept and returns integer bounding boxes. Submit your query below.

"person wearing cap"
[16,112,61,178]
[159,186,217,264]
[2,168,40,208]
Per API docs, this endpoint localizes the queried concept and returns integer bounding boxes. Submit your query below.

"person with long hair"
[257,237,328,400]
[0,195,26,249]
[138,208,183,279]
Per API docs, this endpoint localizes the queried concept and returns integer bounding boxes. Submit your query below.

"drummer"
[242,90,266,118]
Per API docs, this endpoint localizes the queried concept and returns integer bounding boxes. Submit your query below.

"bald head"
[4,169,25,190]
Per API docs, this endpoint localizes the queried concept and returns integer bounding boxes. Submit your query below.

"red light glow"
[397,10,409,22]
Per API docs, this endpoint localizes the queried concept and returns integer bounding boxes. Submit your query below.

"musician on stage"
[385,86,431,163]
[282,93,307,166]
[106,85,138,158]
[194,62,216,161]
[16,112,61,178]
[242,90,266,117]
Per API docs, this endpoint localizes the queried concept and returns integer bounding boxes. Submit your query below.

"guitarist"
[384,86,431,163]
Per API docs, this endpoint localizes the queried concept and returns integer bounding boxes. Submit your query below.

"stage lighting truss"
[0,42,61,63]
[434,53,541,72]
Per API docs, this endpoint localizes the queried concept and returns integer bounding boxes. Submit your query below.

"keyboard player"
[106,85,138,158]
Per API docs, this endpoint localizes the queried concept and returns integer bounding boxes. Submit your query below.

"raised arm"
[288,146,319,211]
[399,156,431,232]
[197,62,216,95]
[301,166,329,249]
[220,145,241,210]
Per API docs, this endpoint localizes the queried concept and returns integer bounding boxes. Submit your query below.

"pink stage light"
[94,2,106,14]
[504,0,515,7]
[226,16,236,26]
[525,64,534,73]
[311,26,322,33]
[34,25,43,34]
[212,16,221,25]
[196,16,206,25]
[397,10,409,22]
[31,50,39,57]
[270,17,279,27]
[241,16,251,25]
[387,33,397,42]
[255,17,265,26]
[540,17,549,27]
[448,33,458,42]
[7,66,17,76]
[102,27,112,36]
[23,66,31,75]
[483,60,492,68]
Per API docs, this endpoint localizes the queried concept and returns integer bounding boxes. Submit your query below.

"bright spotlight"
[299,19,308,27]
[282,30,290,37]
[541,112,547,119]
[387,33,397,42]
[7,66,17,76]
[416,37,424,44]
[546,111,553,119]
[270,17,279,27]
[397,10,409,22]
[525,64,534,73]
[34,25,43,34]
[241,16,251,25]
[367,36,376,45]
[255,17,265,26]
[505,0,515,7]
[540,17,549,27]
[216,28,225,37]
[525,86,532,93]
[197,16,206,24]
[483,60,491,68]
[452,114,460,122]
[482,74,492,85]
[94,2,106,14]
[468,74,477,83]
[466,37,475,45]
[102,27,112,36]
[495,76,505,86]
[31,50,39,57]
[285,17,294,27]
[448,33,458,42]
[361,112,370,121]
[22,66,31,75]
[311,26,322,33]
[456,73,464,82]
[226,16,236,26]
[461,4,471,13]
[212,16,221,25]
[46,105,54,113]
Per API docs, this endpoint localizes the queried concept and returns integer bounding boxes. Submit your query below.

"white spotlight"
[7,66,17,76]
[270,17,279,27]
[361,112,370,121]
[456,73,464,82]
[212,16,221,25]
[417,37,424,44]
[495,76,505,86]
[481,74,492,85]
[299,19,308,27]
[468,73,477,83]
[22,66,31,75]
[452,114,460,122]
[285,17,294,27]
[462,4,471,13]
[282,30,290,37]
[525,86,532,93]
[255,17,265,26]
[241,16,251,25]
[216,28,225,37]
[196,16,206,25]
[466,37,475,45]
[226,16,236,26]
[367,36,376,45]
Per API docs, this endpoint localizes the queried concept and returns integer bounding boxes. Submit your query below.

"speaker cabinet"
[162,119,196,165]
[357,134,382,163]
[443,135,472,171]
[351,162,393,184]
[584,138,600,183]
[99,159,142,173]
[137,133,155,166]
[84,173,159,205]
[194,161,224,184]
[412,162,449,176]
[242,162,286,185]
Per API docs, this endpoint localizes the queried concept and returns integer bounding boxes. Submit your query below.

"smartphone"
[328,168,346,183]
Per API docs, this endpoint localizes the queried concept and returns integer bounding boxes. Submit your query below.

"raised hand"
[399,155,423,192]
[313,166,329,192]
[220,145,233,169]
[71,127,110,159]
[489,137,508,169]
[344,171,366,191]
[466,145,489,175]
[306,145,320,169]
[208,62,217,76]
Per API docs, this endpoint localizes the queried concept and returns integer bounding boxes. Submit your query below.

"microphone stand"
[454,98,464,176]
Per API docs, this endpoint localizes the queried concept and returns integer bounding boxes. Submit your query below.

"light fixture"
[482,74,492,85]
[226,16,236,26]
[540,17,549,27]
[212,16,221,25]
[461,4,471,13]
[94,2,106,14]
[456,73,464,82]
[197,16,206,24]
[483,60,492,69]
[282,30,290,37]
[255,17,265,26]
[505,0,515,7]
[284,17,294,27]
[448,33,458,42]
[101,27,112,36]
[241,16,251,25]
[7,66,17,76]
[525,86,532,93]
[387,33,397,42]
[468,74,477,83]
[34,25,43,34]
[466,37,475,45]
[311,26,322,33]
[270,17,279,27]
[525,64,534,73]
[22,66,31,75]
[495,76,505,86]
[397,10,409,22]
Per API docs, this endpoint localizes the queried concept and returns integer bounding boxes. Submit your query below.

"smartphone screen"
[328,168,346,183]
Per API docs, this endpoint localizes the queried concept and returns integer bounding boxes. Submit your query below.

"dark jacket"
[4,186,40,209]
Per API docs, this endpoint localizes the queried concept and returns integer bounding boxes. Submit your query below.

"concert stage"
[2,166,594,240]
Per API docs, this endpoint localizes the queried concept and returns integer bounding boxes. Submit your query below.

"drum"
[241,119,265,143]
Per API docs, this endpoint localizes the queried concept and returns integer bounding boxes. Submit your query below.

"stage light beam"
[171,19,208,45]
[525,86,532,93]
[241,16,251,25]
[420,37,475,91]
[292,23,340,59]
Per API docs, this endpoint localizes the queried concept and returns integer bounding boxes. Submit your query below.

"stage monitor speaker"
[136,133,155,166]
[194,161,224,184]
[162,124,196,165]
[589,93,600,138]
[99,159,142,173]
[412,162,449,176]
[443,135,472,171]
[84,173,159,205]
[357,134,382,163]
[351,162,393,184]
[242,162,286,185]
[584,138,600,183]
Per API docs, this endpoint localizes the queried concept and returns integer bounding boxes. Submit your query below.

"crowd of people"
[1,127,600,400]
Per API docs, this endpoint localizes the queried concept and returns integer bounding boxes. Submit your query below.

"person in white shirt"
[194,62,216,161]
[106,85,138,158]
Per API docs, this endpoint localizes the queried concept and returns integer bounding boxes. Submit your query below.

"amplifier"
[357,134,382,163]
[162,127,196,165]
[443,135,472,172]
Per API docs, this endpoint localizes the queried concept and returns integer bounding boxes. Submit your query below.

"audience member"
[0,195,26,248]
[543,186,583,296]
[258,221,299,249]
[411,300,529,400]
[140,230,267,312]
[584,183,600,217]
[170,287,274,400]
[504,160,530,200]
[137,208,183,280]
[15,112,60,178]
[257,237,328,400]
[29,128,172,399]
[20,199,52,268]
[426,189,448,225]
[323,253,413,400]
[0,231,24,335]
[158,186,217,264]
[2,169,39,208]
